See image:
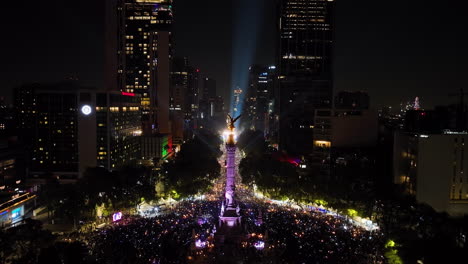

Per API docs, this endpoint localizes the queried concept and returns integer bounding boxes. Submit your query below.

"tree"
[237,129,267,157]
[239,149,300,201]
[160,136,221,199]
[1,219,55,264]
[38,176,63,220]
[117,165,157,208]
[53,184,88,225]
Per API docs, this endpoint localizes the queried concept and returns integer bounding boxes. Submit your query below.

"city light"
[222,129,236,143]
[254,241,265,250]
[314,140,331,148]
[4,0,457,263]
[113,212,123,222]
[11,207,21,219]
[195,239,206,249]
[81,105,92,115]
[121,91,135,97]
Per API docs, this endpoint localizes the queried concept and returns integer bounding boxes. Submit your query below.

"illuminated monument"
[216,114,243,244]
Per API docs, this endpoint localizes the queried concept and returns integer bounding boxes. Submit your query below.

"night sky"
[1,0,467,109]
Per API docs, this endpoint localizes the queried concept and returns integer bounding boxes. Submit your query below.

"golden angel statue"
[227,114,241,132]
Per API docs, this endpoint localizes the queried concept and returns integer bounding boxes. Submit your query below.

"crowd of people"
[77,148,387,263]
[77,197,387,263]
[82,200,218,263]
[243,200,387,263]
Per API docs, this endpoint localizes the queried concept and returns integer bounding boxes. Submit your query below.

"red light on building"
[420,112,426,116]
[196,69,200,73]
[121,92,135,97]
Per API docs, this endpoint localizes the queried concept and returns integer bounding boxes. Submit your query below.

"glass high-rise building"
[278,0,334,154]
[106,0,173,135]
[244,65,277,135]
[279,0,334,77]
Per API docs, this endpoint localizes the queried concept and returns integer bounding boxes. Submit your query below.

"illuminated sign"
[81,105,92,115]
[314,140,331,148]
[254,241,265,250]
[121,92,135,97]
[11,208,21,219]
[112,212,122,222]
[136,0,165,3]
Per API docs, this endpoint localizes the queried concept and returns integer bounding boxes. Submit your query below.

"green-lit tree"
[160,136,221,199]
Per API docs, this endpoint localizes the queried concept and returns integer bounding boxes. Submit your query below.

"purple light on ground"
[197,217,206,225]
[112,212,122,222]
[254,241,265,250]
[195,239,206,249]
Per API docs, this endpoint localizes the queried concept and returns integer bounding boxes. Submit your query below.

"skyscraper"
[106,0,173,135]
[202,78,216,101]
[199,77,219,128]
[278,0,334,154]
[170,57,189,144]
[279,0,334,77]
[232,88,243,117]
[244,65,277,135]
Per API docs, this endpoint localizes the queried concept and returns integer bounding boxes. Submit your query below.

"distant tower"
[414,97,421,110]
[233,88,243,117]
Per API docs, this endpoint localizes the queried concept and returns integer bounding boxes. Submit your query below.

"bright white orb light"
[81,105,92,115]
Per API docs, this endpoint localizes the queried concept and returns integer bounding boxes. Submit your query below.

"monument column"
[218,114,242,227]
[225,134,236,206]
[215,114,244,248]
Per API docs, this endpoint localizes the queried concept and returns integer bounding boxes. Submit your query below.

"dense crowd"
[79,197,386,264]
[79,148,386,263]
[83,200,218,264]
[243,200,386,264]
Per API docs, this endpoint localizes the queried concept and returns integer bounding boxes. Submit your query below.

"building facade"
[106,0,173,135]
[95,92,142,170]
[244,65,277,136]
[278,0,334,154]
[394,131,468,216]
[14,83,142,179]
[335,91,370,110]
[312,108,378,178]
[170,57,189,144]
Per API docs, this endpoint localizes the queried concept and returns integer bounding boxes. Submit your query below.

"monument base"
[215,207,243,245]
